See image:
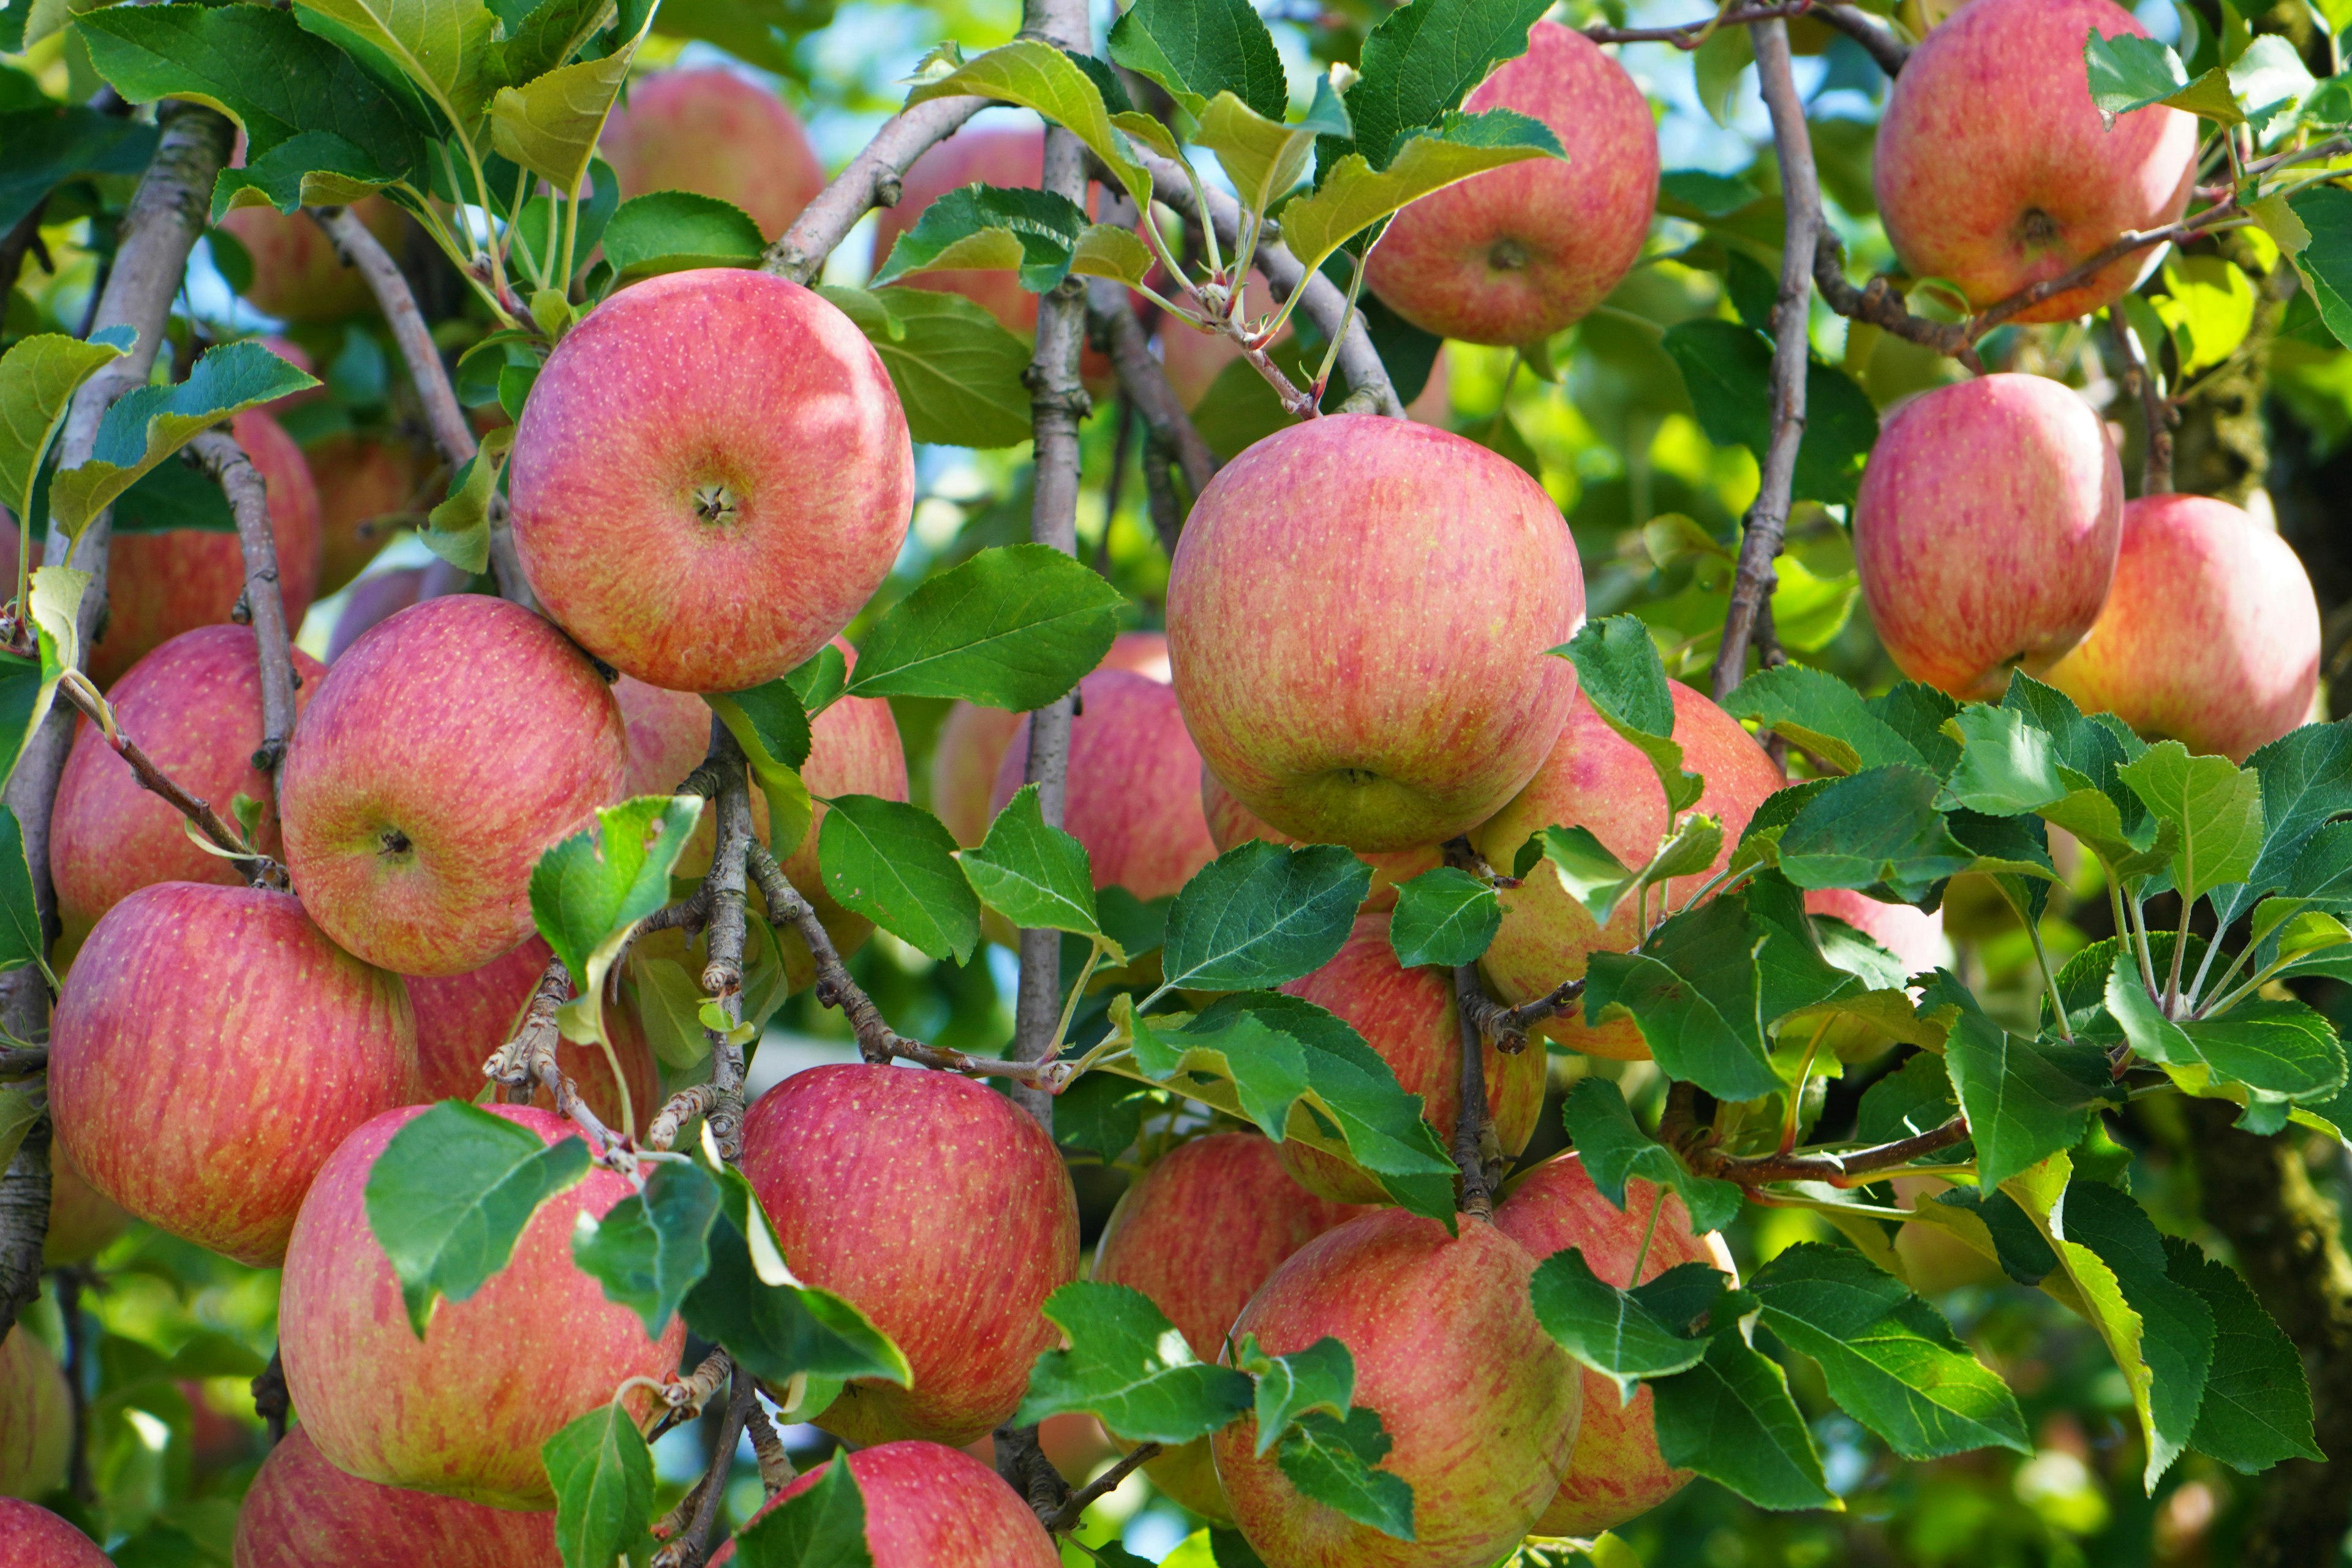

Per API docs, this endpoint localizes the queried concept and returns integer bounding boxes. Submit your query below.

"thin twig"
[186,431,299,774]
[760,96,992,284]
[484,955,632,1162]
[665,1370,756,1568]
[55,1265,92,1498]
[744,1398,795,1494]
[2105,307,2174,496]
[1045,1442,1161,1533]
[0,1047,48,1075]
[1084,273,1217,501]
[1463,978,1585,1054]
[0,197,50,298]
[1586,0,1907,73]
[1139,435,1186,560]
[1660,1079,1971,1186]
[995,1420,1073,1524]
[53,674,285,889]
[1812,233,1981,369]
[701,726,756,1163]
[1452,965,1499,1220]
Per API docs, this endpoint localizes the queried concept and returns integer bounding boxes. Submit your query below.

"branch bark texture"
[760,96,990,284]
[187,430,300,773]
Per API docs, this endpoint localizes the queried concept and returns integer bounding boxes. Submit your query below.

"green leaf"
[1943,1012,2120,1189]
[1385,867,1499,967]
[419,423,510,575]
[0,807,44,977]
[490,45,639,197]
[1160,842,1373,992]
[846,543,1121,707]
[0,104,158,233]
[2210,720,2352,926]
[815,285,1033,450]
[1725,664,1924,775]
[2165,1237,2322,1471]
[905,40,1153,213]
[542,1403,654,1568]
[1855,1052,1961,1146]
[1107,0,1287,119]
[1868,682,1964,775]
[1941,704,2066,816]
[288,0,497,132]
[599,190,764,280]
[961,783,1104,943]
[1652,1330,1834,1510]
[2117,741,2265,905]
[2082,29,2241,125]
[1559,1077,1744,1235]
[869,183,1144,293]
[570,1159,723,1340]
[1194,92,1326,215]
[1280,110,1559,282]
[1661,319,1879,506]
[490,0,616,86]
[1277,1409,1416,1541]
[2108,959,2347,1126]
[1233,1335,1356,1454]
[363,1101,594,1335]
[2288,185,2352,349]
[0,566,86,791]
[530,795,704,1050]
[1339,0,1549,169]
[816,796,980,963]
[708,676,815,775]
[1016,1281,1254,1444]
[729,1453,872,1568]
[0,1085,38,1176]
[1054,1073,1155,1163]
[1556,615,1699,811]
[107,456,239,535]
[0,333,129,529]
[786,643,851,717]
[1530,1250,1727,1400]
[1540,824,1640,929]
[1776,766,1973,902]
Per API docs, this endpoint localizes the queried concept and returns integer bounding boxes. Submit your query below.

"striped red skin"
[88,410,322,688]
[279,1104,685,1509]
[600,70,824,240]
[0,1499,110,1567]
[990,668,1219,902]
[1874,0,2197,323]
[0,1327,70,1500]
[2043,494,2322,762]
[1365,23,1657,347]
[232,1427,560,1568]
[279,595,629,977]
[216,195,406,323]
[50,884,418,1267]
[1211,1210,1580,1568]
[1853,374,2124,699]
[1494,1154,1735,1536]
[508,270,913,693]
[1471,682,1787,1059]
[51,625,326,954]
[1168,415,1582,853]
[1277,912,1548,1204]
[740,1064,1078,1447]
[1093,1133,1373,1522]
[1199,767,1440,913]
[714,1442,1060,1567]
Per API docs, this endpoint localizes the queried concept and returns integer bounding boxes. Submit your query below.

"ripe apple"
[1210,1209,1579,1568]
[1471,680,1786,1058]
[0,1500,110,1568]
[278,1103,687,1508]
[43,1142,131,1265]
[712,1441,1060,1567]
[1365,22,1657,347]
[601,70,826,240]
[1279,912,1548,1202]
[1493,1153,1735,1536]
[1093,1132,1371,1521]
[989,668,1218,902]
[932,631,1168,848]
[508,269,913,693]
[739,1064,1077,1447]
[2041,494,2321,761]
[0,1327,69,1500]
[1199,766,1441,913]
[307,433,429,595]
[326,567,426,662]
[232,1426,560,1568]
[1854,372,2124,698]
[216,195,408,323]
[50,883,417,1267]
[279,594,630,976]
[88,409,323,688]
[50,624,327,956]
[1168,415,1581,852]
[1874,0,2198,322]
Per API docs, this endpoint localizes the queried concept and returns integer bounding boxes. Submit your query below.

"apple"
[407,934,662,1137]
[1806,889,1948,975]
[1874,0,2198,322]
[1199,766,1441,914]
[50,883,416,1267]
[88,409,323,688]
[1093,1131,1371,1521]
[278,1103,687,1508]
[1365,22,1658,347]
[216,195,408,323]
[739,1064,1077,1447]
[1278,911,1548,1203]
[279,594,630,977]
[0,1500,110,1568]
[712,1441,1060,1567]
[1210,1208,1579,1568]
[1167,415,1581,853]
[0,1327,69,1500]
[43,1142,132,1265]
[50,624,328,956]
[507,270,913,693]
[232,1426,561,1568]
[307,433,429,596]
[600,70,826,241]
[1493,1153,1735,1536]
[1470,680,1786,1058]
[1853,372,2124,699]
[932,631,1169,848]
[2041,494,2322,761]
[989,668,1218,902]
[327,567,426,662]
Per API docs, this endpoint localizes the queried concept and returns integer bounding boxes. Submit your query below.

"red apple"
[307,433,429,596]
[712,1441,1060,1567]
[1279,911,1548,1202]
[508,269,913,693]
[0,1500,110,1567]
[278,1104,686,1508]
[739,1064,1077,1447]
[50,625,327,955]
[50,883,417,1266]
[88,409,323,688]
[1874,0,2198,322]
[279,595,630,976]
[326,567,426,662]
[1210,1209,1579,1568]
[232,1426,561,1568]
[1168,415,1581,852]
[1199,766,1441,913]
[216,195,408,323]
[1471,680,1786,1058]
[1494,1153,1735,1536]
[1093,1132,1371,1521]
[43,1142,131,1265]
[1854,372,2124,698]
[2041,494,2321,761]
[0,1327,69,1500]
[600,70,826,241]
[1365,23,1657,347]
[1806,889,1948,974]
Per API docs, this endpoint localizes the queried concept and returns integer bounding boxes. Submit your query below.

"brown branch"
[54,674,287,889]
[2106,307,2174,496]
[0,197,50,298]
[760,96,991,284]
[0,1047,48,1075]
[1044,1442,1160,1533]
[646,1085,715,1153]
[744,1398,794,1494]
[662,1367,756,1568]
[995,1419,1073,1524]
[1138,435,1186,560]
[485,954,632,1161]
[1812,233,1980,369]
[0,1118,48,1338]
[1664,1077,1971,1186]
[186,431,299,774]
[1452,965,1501,1219]
[1464,978,1585,1055]
[699,726,756,1163]
[1084,273,1216,501]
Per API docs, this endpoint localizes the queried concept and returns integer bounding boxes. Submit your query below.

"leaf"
[847,543,1121,707]
[1540,825,1640,929]
[530,795,704,1050]
[1384,867,1499,967]
[2210,720,2352,927]
[2108,959,2347,1127]
[1943,1012,2120,1189]
[0,566,86,791]
[289,0,497,130]
[1725,663,1924,775]
[1855,1052,1961,1146]
[810,796,978,963]
[490,0,616,86]
[0,333,129,528]
[363,1101,594,1335]
[0,1085,38,1175]
[2082,29,2240,126]
[703,682,816,867]
[1556,615,1700,811]
[0,807,43,977]
[490,46,638,197]
[48,341,319,540]
[1233,1335,1356,1454]
[1159,842,1373,991]
[2165,1237,2322,1471]
[1280,110,1559,282]
[0,104,159,233]
[1053,1072,1155,1163]
[2288,185,2352,350]
[1941,704,2066,816]
[1107,0,1287,119]
[1775,766,1974,902]
[420,423,511,575]
[1651,1330,1834,1510]
[1559,1077,1744,1235]
[1194,93,1324,215]
[1661,319,1879,506]
[815,285,1033,450]
[570,1159,723,1340]
[905,40,1152,212]
[542,1403,654,1568]
[870,183,1098,293]
[1530,1250,1728,1400]
[961,783,1105,943]
[1277,1409,1416,1540]
[2116,740,2263,907]
[729,1453,872,1568]
[1339,0,1550,169]
[1016,1281,1254,1444]
[599,190,764,280]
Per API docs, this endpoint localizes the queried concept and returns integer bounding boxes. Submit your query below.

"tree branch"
[1660,1079,1971,1186]
[186,431,300,774]
[0,1118,51,1341]
[699,725,756,1163]
[1585,0,1907,72]
[484,953,631,1160]
[995,1418,1073,1523]
[760,96,992,284]
[2106,307,2174,496]
[1452,965,1501,1220]
[1044,1442,1160,1532]
[1084,274,1216,502]
[661,1367,756,1568]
